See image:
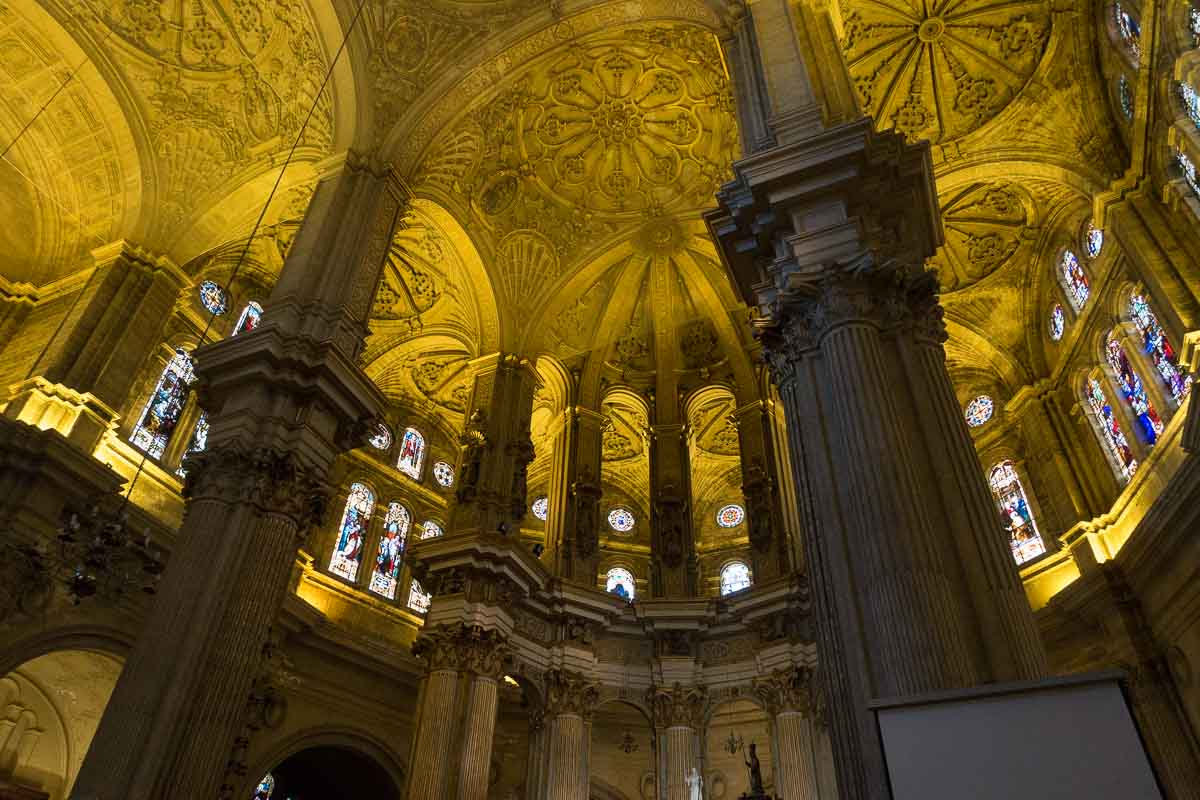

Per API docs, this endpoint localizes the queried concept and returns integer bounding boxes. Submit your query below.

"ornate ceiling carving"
[928,181,1032,292]
[840,0,1050,144]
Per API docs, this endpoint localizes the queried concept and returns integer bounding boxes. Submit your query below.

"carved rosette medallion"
[927,183,1030,292]
[840,0,1050,143]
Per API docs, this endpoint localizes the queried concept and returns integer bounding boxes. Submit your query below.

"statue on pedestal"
[739,742,770,800]
[686,767,703,800]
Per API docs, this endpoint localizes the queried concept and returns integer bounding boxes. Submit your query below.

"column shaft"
[408,670,462,800]
[457,676,500,800]
[662,725,695,800]
[774,712,820,800]
[545,713,587,800]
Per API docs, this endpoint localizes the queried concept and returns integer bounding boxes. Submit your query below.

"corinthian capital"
[648,682,708,729]
[543,669,600,719]
[412,624,510,678]
[753,665,817,717]
[183,445,331,534]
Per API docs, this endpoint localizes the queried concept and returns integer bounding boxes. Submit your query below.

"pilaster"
[734,401,796,581]
[70,152,404,800]
[650,424,697,598]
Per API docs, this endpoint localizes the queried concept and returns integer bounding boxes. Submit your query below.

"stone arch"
[242,726,406,799]
[589,699,656,799]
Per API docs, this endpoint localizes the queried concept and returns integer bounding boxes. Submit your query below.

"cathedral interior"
[1,0,1200,798]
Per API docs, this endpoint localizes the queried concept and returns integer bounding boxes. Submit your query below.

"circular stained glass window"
[1085,223,1103,259]
[964,395,994,428]
[432,461,454,487]
[1049,304,1065,342]
[369,423,392,450]
[420,520,444,539]
[198,281,228,315]
[607,507,635,532]
[716,504,745,528]
[531,496,549,521]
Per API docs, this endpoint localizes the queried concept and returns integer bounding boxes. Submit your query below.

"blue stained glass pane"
[1129,294,1193,404]
[369,502,409,600]
[130,349,195,459]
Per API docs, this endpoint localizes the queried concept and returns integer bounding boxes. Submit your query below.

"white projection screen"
[873,673,1162,800]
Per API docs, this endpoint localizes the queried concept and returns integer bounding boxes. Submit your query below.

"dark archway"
[259,745,400,799]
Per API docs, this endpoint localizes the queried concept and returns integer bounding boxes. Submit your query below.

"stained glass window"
[369,502,410,600]
[1106,337,1164,444]
[720,561,752,595]
[397,427,426,480]
[1060,250,1090,311]
[1193,5,1200,45]
[176,413,209,477]
[1180,83,1200,131]
[531,496,549,521]
[1087,378,1138,481]
[328,482,374,582]
[716,504,745,528]
[1117,74,1133,119]
[1179,150,1200,198]
[369,423,393,451]
[130,348,195,459]
[233,301,262,335]
[1114,2,1141,65]
[988,461,1046,566]
[608,507,635,532]
[1129,294,1192,404]
[1049,304,1066,341]
[420,520,443,539]
[432,461,455,487]
[964,395,994,427]
[252,774,274,800]
[408,579,431,613]
[605,567,636,600]
[1085,224,1104,259]
[198,280,228,315]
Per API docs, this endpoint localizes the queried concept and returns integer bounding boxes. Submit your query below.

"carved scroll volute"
[572,466,602,559]
[412,624,511,679]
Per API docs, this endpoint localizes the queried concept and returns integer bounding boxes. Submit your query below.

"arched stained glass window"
[1106,338,1164,444]
[1192,4,1200,45]
[252,773,275,800]
[130,348,195,459]
[720,561,752,595]
[328,482,374,582]
[716,504,745,528]
[1180,83,1200,131]
[176,413,210,478]
[397,427,426,480]
[408,579,431,613]
[1178,149,1200,197]
[369,423,393,451]
[1114,2,1141,65]
[964,396,994,427]
[198,280,228,315]
[605,567,636,600]
[1060,250,1090,311]
[1117,74,1134,119]
[1129,294,1192,404]
[1086,378,1138,481]
[432,461,455,487]
[1085,224,1104,259]
[531,496,549,521]
[369,502,410,600]
[608,507,635,532]
[233,301,262,335]
[420,520,444,539]
[1049,304,1066,341]
[988,461,1046,566]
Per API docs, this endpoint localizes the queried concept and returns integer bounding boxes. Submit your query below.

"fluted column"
[70,152,407,800]
[525,708,547,800]
[707,120,1046,800]
[543,670,598,800]
[755,667,825,800]
[650,683,706,800]
[456,632,509,800]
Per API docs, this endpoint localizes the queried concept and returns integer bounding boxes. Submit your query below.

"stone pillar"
[650,683,706,800]
[706,120,1047,800]
[70,152,407,800]
[755,667,825,800]
[525,708,548,800]
[735,400,797,581]
[404,625,509,800]
[546,401,604,583]
[650,425,697,598]
[449,353,539,537]
[2,242,188,451]
[543,670,598,800]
